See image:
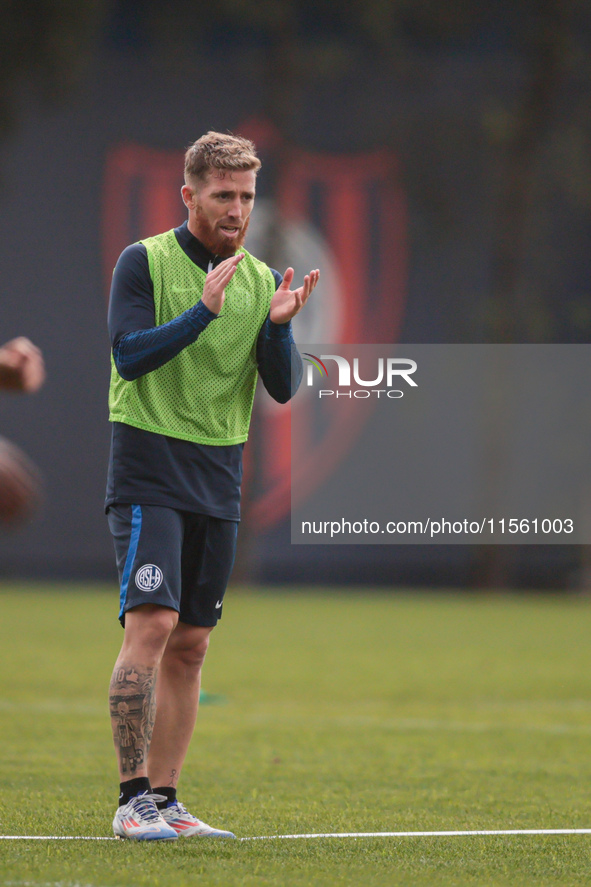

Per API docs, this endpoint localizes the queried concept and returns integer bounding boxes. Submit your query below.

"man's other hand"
[270,268,319,325]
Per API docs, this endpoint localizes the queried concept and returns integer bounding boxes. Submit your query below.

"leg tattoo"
[109,664,157,775]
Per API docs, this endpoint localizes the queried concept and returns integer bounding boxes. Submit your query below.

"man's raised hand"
[270,268,320,325]
[201,253,245,315]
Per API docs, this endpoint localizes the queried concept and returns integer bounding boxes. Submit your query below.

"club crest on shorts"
[135,564,163,592]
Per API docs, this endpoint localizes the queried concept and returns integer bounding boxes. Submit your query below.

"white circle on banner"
[135,564,163,592]
[245,198,342,346]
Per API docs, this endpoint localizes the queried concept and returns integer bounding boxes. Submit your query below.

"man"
[0,337,45,525]
[106,131,318,841]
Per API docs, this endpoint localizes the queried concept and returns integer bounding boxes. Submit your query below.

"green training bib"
[109,229,275,444]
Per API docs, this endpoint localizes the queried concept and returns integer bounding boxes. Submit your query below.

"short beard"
[192,205,250,258]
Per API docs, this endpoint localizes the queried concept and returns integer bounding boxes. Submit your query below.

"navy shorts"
[107,504,238,628]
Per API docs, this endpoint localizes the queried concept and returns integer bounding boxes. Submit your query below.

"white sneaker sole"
[114,830,178,841]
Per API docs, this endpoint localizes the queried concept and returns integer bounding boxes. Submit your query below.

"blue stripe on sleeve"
[113,301,217,381]
[119,504,143,620]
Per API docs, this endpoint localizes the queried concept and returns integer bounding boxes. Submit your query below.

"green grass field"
[2,584,591,886]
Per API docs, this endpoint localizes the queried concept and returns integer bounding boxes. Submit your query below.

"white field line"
[0,836,118,841]
[242,829,591,840]
[0,699,104,715]
[4,698,591,735]
[2,829,591,841]
[244,712,591,736]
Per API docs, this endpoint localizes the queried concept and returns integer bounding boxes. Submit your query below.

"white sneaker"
[113,792,178,841]
[160,800,236,838]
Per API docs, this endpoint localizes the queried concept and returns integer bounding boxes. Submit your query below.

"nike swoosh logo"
[215,600,223,609]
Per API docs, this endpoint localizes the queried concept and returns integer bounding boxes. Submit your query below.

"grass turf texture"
[1,586,591,885]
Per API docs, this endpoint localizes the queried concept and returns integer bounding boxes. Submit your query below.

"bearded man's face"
[184,168,256,257]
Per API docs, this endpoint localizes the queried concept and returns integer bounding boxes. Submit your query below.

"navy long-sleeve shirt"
[106,221,301,520]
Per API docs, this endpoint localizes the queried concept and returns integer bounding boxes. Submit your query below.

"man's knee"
[122,604,179,656]
[164,624,213,671]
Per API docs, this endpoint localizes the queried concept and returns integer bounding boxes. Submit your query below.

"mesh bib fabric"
[109,230,275,445]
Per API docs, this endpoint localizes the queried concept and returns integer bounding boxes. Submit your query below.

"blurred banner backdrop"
[0,0,589,587]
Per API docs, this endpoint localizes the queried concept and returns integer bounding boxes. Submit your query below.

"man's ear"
[181,184,195,209]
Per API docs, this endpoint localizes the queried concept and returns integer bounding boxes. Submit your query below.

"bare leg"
[109,605,179,781]
[147,623,213,789]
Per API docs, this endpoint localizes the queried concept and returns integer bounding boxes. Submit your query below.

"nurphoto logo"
[303,352,418,399]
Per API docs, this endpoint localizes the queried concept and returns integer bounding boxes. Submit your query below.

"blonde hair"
[184,131,261,185]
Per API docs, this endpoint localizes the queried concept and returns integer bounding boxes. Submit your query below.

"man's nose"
[227,198,242,218]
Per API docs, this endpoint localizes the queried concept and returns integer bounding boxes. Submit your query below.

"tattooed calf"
[109,664,157,775]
